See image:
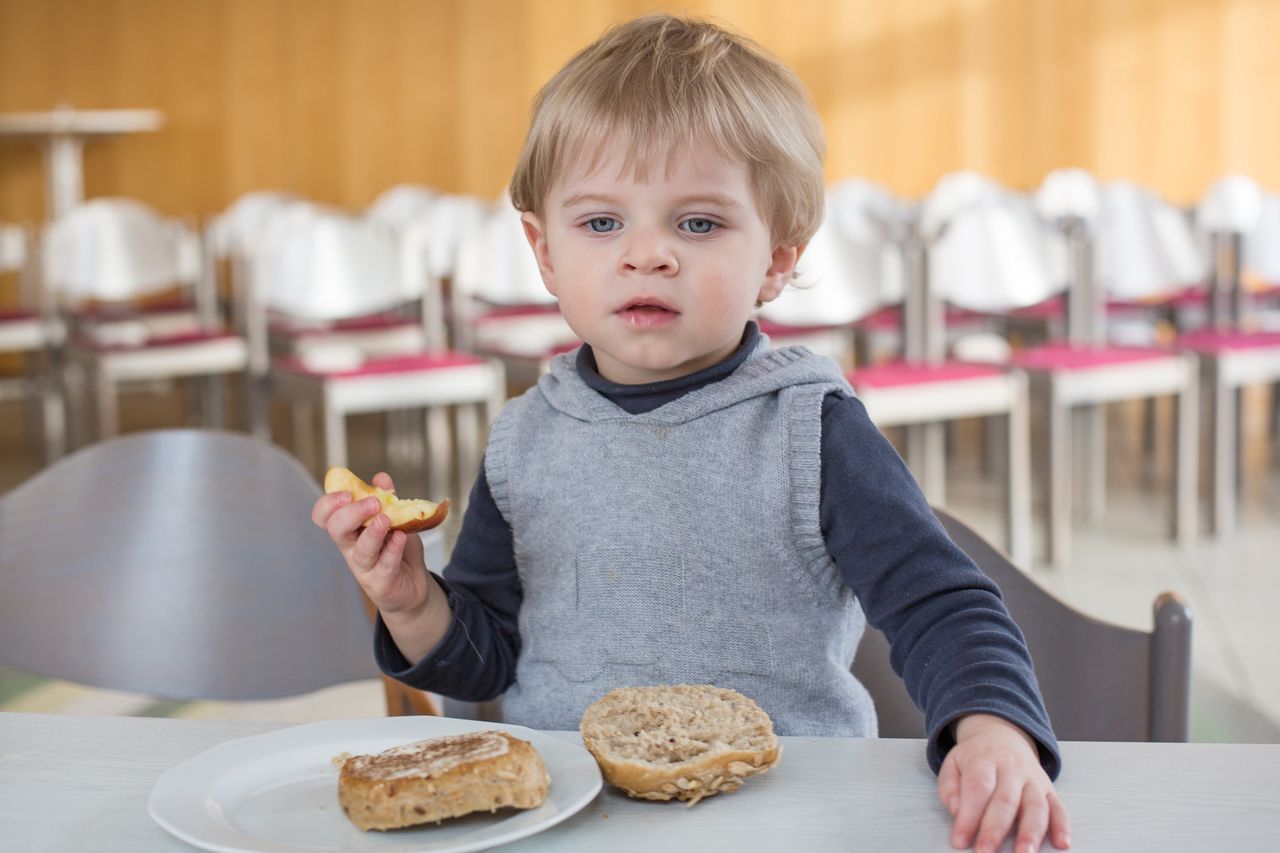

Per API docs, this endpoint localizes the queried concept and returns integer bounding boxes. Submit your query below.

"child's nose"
[619,228,679,275]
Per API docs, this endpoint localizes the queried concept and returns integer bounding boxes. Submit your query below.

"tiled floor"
[1,381,1277,739]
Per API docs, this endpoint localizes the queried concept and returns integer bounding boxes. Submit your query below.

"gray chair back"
[0,429,377,701]
[853,507,1192,742]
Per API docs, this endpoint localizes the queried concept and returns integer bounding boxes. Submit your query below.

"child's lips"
[617,302,680,328]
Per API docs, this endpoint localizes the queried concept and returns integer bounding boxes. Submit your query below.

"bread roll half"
[324,466,450,533]
[580,684,780,805]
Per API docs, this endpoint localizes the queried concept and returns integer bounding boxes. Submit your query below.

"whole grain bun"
[324,466,450,533]
[579,684,780,805]
[337,730,550,831]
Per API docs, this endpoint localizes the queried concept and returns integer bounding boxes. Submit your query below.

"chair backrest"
[207,191,302,261]
[1096,182,1208,301]
[42,198,202,305]
[0,429,378,701]
[365,184,440,230]
[453,198,554,307]
[853,506,1192,742]
[1245,192,1280,284]
[760,191,892,328]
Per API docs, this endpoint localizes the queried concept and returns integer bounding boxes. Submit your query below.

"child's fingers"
[1013,787,1050,853]
[310,490,352,527]
[325,496,382,546]
[374,529,408,576]
[371,471,395,492]
[937,757,960,816]
[1047,791,1072,849]
[349,513,392,572]
[972,778,1023,853]
[950,765,995,849]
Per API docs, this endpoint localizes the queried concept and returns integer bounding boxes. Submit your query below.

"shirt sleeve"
[373,457,523,702]
[819,391,1062,779]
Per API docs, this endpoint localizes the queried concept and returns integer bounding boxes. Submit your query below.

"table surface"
[2,712,1277,852]
[0,108,164,137]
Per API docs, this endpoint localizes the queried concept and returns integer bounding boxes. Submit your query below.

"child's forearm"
[380,574,454,665]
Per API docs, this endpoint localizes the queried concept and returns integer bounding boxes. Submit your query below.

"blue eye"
[682,218,717,235]
[586,217,619,233]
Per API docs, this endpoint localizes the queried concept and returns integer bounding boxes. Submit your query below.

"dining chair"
[365,183,440,230]
[853,506,1192,743]
[1184,175,1280,534]
[0,428,438,715]
[1010,176,1201,568]
[246,207,506,507]
[794,194,1034,567]
[451,197,578,388]
[43,198,249,444]
[0,222,64,462]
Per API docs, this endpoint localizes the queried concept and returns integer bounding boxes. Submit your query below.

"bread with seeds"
[336,730,549,831]
[579,684,780,805]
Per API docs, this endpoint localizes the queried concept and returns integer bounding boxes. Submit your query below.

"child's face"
[521,139,801,385]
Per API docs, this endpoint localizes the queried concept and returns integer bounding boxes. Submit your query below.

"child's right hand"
[312,471,432,619]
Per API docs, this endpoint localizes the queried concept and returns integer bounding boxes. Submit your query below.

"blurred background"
[0,0,1276,743]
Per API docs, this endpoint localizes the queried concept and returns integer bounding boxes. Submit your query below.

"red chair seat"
[75,329,239,353]
[268,311,419,337]
[852,305,981,332]
[0,308,38,323]
[274,350,487,379]
[848,359,1006,389]
[1177,330,1280,353]
[1013,342,1174,371]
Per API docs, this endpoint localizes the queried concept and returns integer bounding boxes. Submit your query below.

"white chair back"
[365,184,440,230]
[0,224,26,273]
[1197,175,1264,236]
[1245,193,1280,283]
[453,198,554,306]
[207,191,301,261]
[762,188,895,327]
[929,197,1063,312]
[921,170,1007,239]
[43,198,201,303]
[1035,168,1102,228]
[1096,182,1208,301]
[250,209,408,321]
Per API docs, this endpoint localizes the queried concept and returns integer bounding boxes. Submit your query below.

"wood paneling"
[0,0,1277,225]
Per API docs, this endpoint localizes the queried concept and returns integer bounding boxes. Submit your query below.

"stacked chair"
[1017,173,1200,567]
[43,198,249,445]
[0,223,63,461]
[793,188,1033,567]
[451,198,578,387]
[242,204,505,506]
[1184,176,1280,534]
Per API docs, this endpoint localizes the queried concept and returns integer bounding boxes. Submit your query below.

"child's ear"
[758,243,805,304]
[520,212,558,296]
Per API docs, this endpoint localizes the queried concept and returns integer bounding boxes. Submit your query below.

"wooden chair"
[0,428,437,715]
[854,506,1192,742]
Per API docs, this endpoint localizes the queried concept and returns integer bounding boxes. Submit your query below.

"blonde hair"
[510,14,826,248]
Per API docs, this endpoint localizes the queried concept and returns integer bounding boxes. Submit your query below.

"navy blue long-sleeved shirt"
[376,323,1061,778]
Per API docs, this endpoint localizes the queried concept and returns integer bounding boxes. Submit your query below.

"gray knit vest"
[484,339,878,737]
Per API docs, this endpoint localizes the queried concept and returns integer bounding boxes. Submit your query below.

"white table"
[0,106,164,219]
[2,712,1277,851]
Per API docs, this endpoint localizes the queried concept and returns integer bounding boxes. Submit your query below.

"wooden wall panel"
[1,0,1278,227]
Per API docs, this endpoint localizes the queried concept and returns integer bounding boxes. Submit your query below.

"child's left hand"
[938,713,1071,853]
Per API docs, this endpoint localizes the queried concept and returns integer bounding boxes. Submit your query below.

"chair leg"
[1209,369,1237,536]
[1083,403,1107,523]
[426,405,451,500]
[905,423,946,504]
[95,366,119,440]
[455,403,482,511]
[246,372,270,441]
[322,402,348,473]
[292,400,316,470]
[202,375,225,429]
[1046,386,1071,569]
[1173,366,1199,548]
[1006,377,1032,568]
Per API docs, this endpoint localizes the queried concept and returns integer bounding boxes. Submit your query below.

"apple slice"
[323,467,450,533]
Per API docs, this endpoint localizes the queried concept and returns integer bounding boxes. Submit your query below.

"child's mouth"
[618,301,679,328]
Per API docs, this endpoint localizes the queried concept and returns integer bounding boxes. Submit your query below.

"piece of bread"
[323,466,450,533]
[336,730,550,831]
[579,684,781,805]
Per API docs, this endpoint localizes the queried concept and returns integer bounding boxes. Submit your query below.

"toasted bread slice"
[337,730,550,831]
[323,466,450,533]
[579,684,780,805]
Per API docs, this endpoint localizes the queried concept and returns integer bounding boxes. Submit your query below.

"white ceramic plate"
[148,716,602,852]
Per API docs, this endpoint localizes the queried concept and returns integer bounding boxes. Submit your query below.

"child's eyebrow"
[560,192,743,210]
